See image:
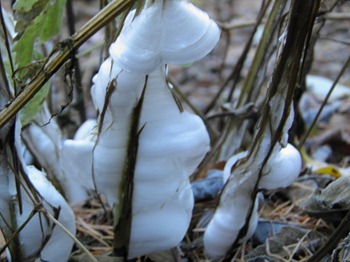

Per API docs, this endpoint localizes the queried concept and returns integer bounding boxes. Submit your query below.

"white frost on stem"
[6,166,76,262]
[259,143,302,190]
[22,104,89,204]
[0,121,76,262]
[61,0,219,257]
[222,144,302,191]
[110,0,220,74]
[128,66,210,257]
[204,157,260,259]
[73,63,210,257]
[204,102,302,259]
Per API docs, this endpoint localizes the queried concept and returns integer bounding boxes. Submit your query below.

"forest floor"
[1,0,350,261]
[67,1,350,261]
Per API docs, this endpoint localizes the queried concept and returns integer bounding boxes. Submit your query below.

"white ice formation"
[0,122,76,262]
[61,0,220,258]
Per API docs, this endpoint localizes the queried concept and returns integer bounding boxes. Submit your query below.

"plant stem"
[236,0,283,108]
[0,0,137,129]
[307,209,350,262]
[298,55,350,148]
[43,210,99,262]
[218,0,322,257]
[112,76,148,259]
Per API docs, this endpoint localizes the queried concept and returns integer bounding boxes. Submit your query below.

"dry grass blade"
[43,210,99,262]
[76,217,112,248]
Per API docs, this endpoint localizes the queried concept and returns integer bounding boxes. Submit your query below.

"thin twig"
[0,0,137,129]
[320,12,350,20]
[287,230,310,262]
[206,102,258,121]
[65,0,85,122]
[307,209,350,262]
[0,206,38,257]
[203,1,271,114]
[0,1,15,96]
[168,77,218,139]
[236,0,284,107]
[43,210,99,262]
[217,19,267,31]
[298,55,350,148]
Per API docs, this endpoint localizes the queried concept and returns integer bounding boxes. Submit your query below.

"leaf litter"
[59,0,350,261]
[1,0,350,261]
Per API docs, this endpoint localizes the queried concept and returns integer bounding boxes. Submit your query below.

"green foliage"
[20,81,50,126]
[12,0,66,124]
[13,0,67,67]
[12,0,39,12]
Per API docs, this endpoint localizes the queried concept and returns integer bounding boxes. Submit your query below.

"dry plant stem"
[91,79,118,216]
[65,0,85,122]
[217,19,267,31]
[227,0,272,103]
[249,0,321,159]
[4,128,42,207]
[3,128,23,212]
[43,210,98,262]
[221,0,321,257]
[236,0,284,108]
[112,78,147,259]
[203,1,270,115]
[200,1,272,162]
[193,118,234,180]
[1,145,48,260]
[65,0,82,89]
[217,0,284,159]
[320,12,350,20]
[168,77,218,138]
[0,0,137,129]
[298,55,350,148]
[0,206,38,260]
[321,37,350,46]
[167,77,204,120]
[307,209,350,262]
[218,30,231,80]
[206,102,257,121]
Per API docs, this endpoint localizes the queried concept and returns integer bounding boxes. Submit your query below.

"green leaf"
[13,0,48,40]
[12,24,37,66]
[13,0,40,12]
[39,0,66,41]
[20,81,50,126]
[13,0,67,67]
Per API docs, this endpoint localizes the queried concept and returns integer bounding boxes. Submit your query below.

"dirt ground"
[66,1,350,261]
[1,0,350,261]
